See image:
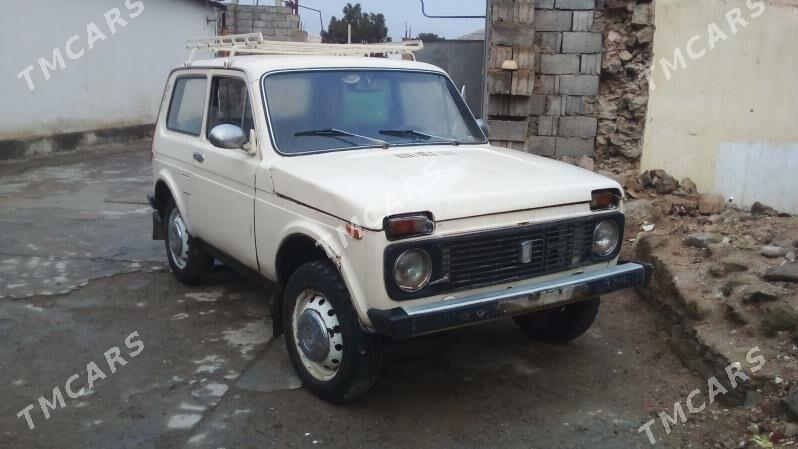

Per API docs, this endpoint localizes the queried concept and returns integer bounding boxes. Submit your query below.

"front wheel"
[283,260,382,403]
[513,298,601,344]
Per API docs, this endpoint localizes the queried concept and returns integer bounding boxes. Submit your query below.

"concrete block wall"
[485,0,537,151]
[223,4,305,42]
[528,0,603,157]
[486,0,603,158]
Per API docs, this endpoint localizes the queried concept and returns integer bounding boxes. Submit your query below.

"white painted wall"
[0,0,215,141]
[641,0,798,213]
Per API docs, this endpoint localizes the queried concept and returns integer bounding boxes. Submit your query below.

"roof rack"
[186,33,423,65]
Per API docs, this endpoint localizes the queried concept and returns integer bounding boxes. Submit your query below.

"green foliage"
[322,3,390,44]
[416,33,445,42]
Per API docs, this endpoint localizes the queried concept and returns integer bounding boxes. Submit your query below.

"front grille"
[442,218,595,291]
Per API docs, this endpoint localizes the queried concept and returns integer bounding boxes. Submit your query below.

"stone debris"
[764,263,798,283]
[752,201,781,217]
[628,172,798,435]
[596,0,654,162]
[698,193,726,216]
[686,232,723,249]
[764,302,798,331]
[761,246,788,259]
[708,261,748,278]
[785,387,798,422]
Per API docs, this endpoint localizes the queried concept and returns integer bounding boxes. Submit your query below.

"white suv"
[148,38,649,402]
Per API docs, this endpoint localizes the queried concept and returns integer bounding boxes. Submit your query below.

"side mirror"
[208,124,247,150]
[476,119,491,139]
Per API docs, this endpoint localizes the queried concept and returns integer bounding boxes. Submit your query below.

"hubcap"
[292,290,343,381]
[297,310,330,362]
[168,208,190,270]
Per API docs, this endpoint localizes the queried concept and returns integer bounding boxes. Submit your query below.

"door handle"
[193,152,205,163]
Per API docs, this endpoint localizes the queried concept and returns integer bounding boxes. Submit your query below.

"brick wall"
[222,4,305,42]
[486,0,604,158]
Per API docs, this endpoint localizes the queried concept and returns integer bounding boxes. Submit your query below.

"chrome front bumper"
[368,262,651,340]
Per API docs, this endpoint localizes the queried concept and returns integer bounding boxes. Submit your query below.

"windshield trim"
[260,67,489,157]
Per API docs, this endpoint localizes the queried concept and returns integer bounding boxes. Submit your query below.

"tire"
[163,199,213,286]
[283,260,382,403]
[513,298,601,344]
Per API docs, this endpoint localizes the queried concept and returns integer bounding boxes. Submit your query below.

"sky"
[237,1,487,41]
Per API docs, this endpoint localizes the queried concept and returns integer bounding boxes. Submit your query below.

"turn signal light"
[591,189,620,211]
[385,214,435,241]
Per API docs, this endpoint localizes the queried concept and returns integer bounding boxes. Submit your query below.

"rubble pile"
[596,0,654,162]
[624,168,798,447]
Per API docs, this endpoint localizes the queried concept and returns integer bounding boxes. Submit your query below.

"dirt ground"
[0,144,748,449]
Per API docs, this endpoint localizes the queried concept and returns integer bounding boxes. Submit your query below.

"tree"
[417,33,445,42]
[322,3,390,44]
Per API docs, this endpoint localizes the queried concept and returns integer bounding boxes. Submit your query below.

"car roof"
[185,55,447,78]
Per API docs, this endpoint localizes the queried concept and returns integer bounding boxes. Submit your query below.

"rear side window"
[167,77,207,136]
[207,77,255,143]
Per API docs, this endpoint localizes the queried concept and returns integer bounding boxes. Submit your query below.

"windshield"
[263,70,487,155]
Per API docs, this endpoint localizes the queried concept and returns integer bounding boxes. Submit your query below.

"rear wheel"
[513,298,601,344]
[164,200,212,286]
[283,260,382,403]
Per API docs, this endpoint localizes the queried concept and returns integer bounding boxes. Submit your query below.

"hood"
[270,145,621,230]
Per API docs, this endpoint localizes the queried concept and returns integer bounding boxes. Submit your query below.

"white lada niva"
[148,35,650,402]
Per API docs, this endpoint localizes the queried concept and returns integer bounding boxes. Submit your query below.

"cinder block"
[580,54,601,75]
[488,120,529,142]
[546,96,566,116]
[529,95,546,115]
[572,11,594,31]
[535,10,573,32]
[562,32,603,54]
[492,0,534,24]
[559,75,598,95]
[536,75,558,94]
[527,136,557,156]
[554,0,596,9]
[538,32,562,52]
[556,137,595,157]
[540,54,580,75]
[535,0,556,8]
[488,70,513,95]
[490,22,537,47]
[565,96,585,115]
[558,116,598,137]
[538,116,558,136]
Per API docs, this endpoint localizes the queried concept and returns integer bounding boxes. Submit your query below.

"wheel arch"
[152,171,191,233]
[271,231,351,337]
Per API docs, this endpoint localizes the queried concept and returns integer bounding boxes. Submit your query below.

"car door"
[157,72,210,223]
[189,70,259,270]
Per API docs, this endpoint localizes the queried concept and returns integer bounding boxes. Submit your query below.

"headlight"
[393,249,432,292]
[593,220,620,257]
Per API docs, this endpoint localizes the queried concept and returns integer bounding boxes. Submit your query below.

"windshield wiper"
[295,128,390,149]
[379,129,460,146]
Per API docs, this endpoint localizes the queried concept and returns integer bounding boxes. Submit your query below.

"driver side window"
[207,76,255,144]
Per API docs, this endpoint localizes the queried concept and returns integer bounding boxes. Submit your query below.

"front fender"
[272,220,371,326]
